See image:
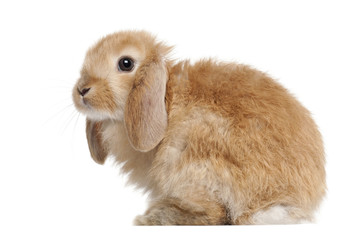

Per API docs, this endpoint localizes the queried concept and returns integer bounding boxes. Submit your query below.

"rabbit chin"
[80,108,124,121]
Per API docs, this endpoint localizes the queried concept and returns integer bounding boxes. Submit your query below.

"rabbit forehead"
[82,31,168,79]
[83,45,144,80]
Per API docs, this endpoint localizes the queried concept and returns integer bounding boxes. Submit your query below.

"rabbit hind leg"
[134,197,229,225]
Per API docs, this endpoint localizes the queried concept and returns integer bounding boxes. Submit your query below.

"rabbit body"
[73,31,325,225]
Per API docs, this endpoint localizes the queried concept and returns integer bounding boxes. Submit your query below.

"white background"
[0,0,357,239]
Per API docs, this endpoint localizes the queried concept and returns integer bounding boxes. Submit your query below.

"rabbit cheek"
[88,81,117,114]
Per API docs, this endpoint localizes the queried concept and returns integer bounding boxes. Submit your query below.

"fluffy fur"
[72,31,326,225]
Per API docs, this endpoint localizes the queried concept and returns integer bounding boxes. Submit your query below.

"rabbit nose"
[78,87,91,96]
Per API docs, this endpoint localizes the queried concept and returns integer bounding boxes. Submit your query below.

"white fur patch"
[251,205,300,224]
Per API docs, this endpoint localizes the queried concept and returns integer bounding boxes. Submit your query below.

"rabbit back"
[151,60,325,223]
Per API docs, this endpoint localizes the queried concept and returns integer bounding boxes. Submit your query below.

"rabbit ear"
[86,119,108,164]
[124,58,168,152]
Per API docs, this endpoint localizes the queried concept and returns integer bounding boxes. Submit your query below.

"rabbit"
[72,30,326,225]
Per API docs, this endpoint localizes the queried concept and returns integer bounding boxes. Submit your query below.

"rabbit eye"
[118,57,134,72]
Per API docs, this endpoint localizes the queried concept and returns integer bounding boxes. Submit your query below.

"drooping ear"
[124,57,168,152]
[86,119,108,164]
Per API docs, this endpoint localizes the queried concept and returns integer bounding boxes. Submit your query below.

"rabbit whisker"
[43,102,75,127]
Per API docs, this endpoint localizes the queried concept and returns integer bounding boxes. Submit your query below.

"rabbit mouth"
[73,87,95,116]
[73,93,122,121]
[81,97,90,108]
[74,97,92,115]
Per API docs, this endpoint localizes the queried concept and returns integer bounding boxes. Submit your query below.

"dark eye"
[118,57,134,72]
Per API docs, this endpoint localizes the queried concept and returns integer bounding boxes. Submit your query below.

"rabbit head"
[73,31,171,163]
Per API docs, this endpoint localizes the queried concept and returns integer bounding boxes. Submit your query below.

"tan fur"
[86,119,108,164]
[72,30,326,225]
[124,55,168,152]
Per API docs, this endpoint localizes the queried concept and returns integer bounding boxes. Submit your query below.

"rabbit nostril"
[78,87,91,96]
